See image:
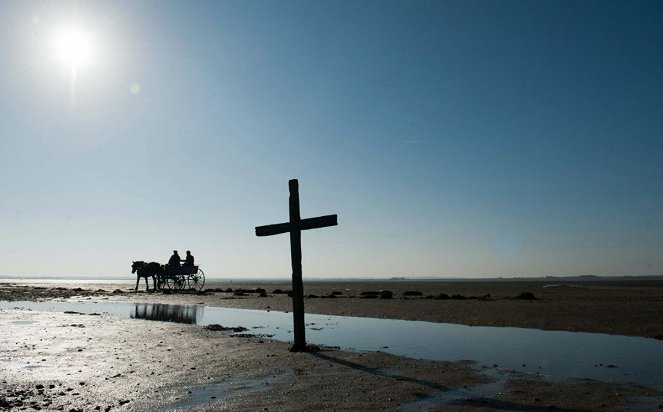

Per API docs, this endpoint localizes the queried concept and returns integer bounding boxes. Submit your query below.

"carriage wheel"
[164,276,176,290]
[187,269,205,291]
[164,276,184,290]
[174,275,186,290]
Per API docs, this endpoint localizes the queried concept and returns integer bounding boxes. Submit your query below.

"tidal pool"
[2,300,662,390]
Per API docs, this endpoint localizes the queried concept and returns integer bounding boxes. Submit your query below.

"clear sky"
[1,0,661,278]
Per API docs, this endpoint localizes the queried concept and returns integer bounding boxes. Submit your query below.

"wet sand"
[2,279,663,410]
[1,309,488,411]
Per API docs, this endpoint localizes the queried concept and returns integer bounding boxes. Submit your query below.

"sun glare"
[52,26,95,70]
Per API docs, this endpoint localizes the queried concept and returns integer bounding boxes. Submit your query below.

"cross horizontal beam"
[255,214,338,237]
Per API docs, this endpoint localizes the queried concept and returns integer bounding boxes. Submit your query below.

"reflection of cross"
[255,179,338,351]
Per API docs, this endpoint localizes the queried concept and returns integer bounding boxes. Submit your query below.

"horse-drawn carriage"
[132,261,205,291]
[162,264,205,291]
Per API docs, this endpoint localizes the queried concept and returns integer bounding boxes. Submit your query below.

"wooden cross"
[255,179,338,351]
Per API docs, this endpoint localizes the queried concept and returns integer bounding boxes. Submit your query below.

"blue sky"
[1,0,661,278]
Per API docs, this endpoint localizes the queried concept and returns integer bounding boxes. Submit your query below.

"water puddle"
[2,300,662,390]
[24,364,48,370]
[10,320,38,325]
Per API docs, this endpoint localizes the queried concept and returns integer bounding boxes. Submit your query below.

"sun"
[52,26,95,70]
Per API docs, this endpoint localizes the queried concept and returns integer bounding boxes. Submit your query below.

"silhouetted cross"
[255,179,338,351]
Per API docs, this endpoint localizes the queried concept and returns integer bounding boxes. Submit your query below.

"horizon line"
[2,274,662,281]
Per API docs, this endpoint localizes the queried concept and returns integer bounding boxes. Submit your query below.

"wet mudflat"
[0,309,489,411]
[2,280,663,410]
[3,300,663,390]
[3,279,663,339]
[1,309,661,411]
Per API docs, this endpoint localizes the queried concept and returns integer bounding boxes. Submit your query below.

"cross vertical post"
[255,179,338,351]
[288,180,306,349]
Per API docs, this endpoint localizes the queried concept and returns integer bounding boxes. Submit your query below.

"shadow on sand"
[310,351,586,412]
[310,351,449,391]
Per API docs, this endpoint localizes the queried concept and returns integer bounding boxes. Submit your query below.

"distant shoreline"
[1,274,662,282]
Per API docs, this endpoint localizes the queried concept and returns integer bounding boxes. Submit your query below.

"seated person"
[168,250,181,267]
[184,250,194,266]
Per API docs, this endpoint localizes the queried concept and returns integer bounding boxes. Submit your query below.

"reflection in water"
[131,303,203,324]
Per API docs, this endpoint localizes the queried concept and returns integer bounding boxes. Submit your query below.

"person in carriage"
[184,250,194,266]
[157,249,204,290]
[168,250,181,268]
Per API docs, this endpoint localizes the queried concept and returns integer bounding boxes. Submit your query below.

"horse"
[131,261,164,291]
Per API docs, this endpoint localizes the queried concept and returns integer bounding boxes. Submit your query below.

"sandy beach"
[1,279,662,411]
